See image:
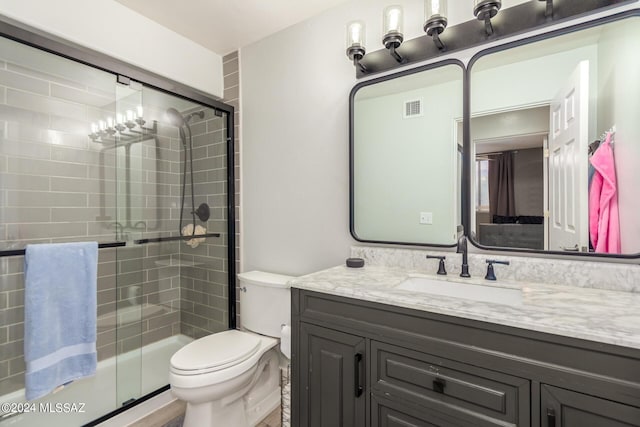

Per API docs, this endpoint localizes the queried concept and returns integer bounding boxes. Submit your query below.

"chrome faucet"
[457,235,471,278]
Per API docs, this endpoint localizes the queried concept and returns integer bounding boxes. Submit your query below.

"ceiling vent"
[404,98,423,118]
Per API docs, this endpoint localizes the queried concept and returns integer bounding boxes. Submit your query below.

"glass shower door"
[114,82,144,408]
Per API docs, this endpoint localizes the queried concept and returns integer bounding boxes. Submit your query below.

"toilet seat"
[171,330,261,376]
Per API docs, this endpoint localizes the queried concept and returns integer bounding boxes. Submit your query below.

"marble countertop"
[290,265,640,350]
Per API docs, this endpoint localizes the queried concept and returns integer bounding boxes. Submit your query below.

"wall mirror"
[351,60,463,246]
[468,14,640,256]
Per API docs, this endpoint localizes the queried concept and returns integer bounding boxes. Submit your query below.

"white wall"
[0,0,224,98]
[241,0,640,275]
[239,0,530,276]
[597,19,640,253]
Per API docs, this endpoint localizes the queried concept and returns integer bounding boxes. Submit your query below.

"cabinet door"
[299,323,366,427]
[541,385,640,427]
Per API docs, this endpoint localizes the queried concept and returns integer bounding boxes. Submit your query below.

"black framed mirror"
[466,11,640,258]
[350,60,464,246]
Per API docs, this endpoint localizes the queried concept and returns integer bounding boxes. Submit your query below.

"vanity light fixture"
[346,20,367,72]
[473,0,502,36]
[382,5,406,63]
[424,0,448,50]
[345,0,621,77]
[89,105,154,143]
[539,0,553,18]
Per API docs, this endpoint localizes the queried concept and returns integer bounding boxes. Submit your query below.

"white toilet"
[169,271,293,427]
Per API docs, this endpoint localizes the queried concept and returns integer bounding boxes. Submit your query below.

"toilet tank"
[237,271,294,338]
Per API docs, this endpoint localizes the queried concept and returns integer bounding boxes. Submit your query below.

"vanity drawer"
[371,394,512,427]
[372,341,530,426]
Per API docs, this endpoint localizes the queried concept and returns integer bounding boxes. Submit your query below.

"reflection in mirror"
[352,63,463,245]
[470,17,640,255]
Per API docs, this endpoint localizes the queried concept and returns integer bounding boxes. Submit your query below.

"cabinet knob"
[433,378,446,393]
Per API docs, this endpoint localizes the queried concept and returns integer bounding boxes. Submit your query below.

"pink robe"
[589,133,621,253]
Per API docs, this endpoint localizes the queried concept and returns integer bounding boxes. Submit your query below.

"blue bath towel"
[24,242,98,401]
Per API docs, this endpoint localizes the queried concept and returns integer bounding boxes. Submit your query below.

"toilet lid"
[171,330,261,372]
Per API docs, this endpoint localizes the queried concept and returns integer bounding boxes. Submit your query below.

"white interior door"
[548,61,589,252]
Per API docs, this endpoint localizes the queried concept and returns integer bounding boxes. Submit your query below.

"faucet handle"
[485,259,510,281]
[426,255,447,275]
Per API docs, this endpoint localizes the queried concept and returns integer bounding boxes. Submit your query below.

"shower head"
[165,108,205,127]
[165,107,186,127]
[185,111,205,122]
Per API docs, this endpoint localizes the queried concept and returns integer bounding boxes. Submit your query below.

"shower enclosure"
[0,21,235,426]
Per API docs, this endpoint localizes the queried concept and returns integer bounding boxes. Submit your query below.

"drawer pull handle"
[547,408,556,426]
[354,353,363,398]
[433,378,446,393]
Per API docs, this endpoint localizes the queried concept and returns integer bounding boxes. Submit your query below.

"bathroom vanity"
[290,266,640,427]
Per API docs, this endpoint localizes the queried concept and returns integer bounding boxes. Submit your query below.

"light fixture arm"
[389,44,404,63]
[540,0,553,17]
[432,32,445,50]
[383,32,406,63]
[353,56,367,72]
[473,0,501,36]
[424,14,448,51]
[483,16,494,35]
[347,45,368,73]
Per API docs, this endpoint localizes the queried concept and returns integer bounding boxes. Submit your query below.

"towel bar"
[0,241,126,258]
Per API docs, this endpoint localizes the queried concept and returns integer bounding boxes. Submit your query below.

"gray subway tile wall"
[177,109,230,338]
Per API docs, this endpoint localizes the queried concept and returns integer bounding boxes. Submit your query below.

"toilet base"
[178,348,281,427]
[183,398,246,427]
[246,386,281,426]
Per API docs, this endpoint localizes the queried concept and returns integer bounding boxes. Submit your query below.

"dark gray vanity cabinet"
[298,322,366,427]
[540,385,640,427]
[292,289,640,427]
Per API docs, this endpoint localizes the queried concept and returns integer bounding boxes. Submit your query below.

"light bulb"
[116,113,124,125]
[126,110,134,122]
[106,117,114,128]
[136,105,143,118]
[99,120,106,131]
[426,0,447,19]
[91,123,98,134]
[384,5,403,35]
[346,20,365,48]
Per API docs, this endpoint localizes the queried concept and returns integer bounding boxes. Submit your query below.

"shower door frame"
[0,17,237,425]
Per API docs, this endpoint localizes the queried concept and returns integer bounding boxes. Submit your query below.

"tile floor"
[129,400,281,427]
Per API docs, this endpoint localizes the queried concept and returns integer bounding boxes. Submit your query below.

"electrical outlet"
[420,212,433,225]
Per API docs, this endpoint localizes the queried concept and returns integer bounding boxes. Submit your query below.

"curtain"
[488,151,516,219]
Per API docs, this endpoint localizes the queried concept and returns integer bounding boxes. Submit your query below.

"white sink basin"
[397,277,522,305]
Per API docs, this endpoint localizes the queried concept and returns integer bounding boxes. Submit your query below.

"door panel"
[541,384,640,427]
[548,60,589,252]
[299,323,366,427]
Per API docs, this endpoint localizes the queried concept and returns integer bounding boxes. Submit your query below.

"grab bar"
[0,233,221,258]
[133,233,220,244]
[0,241,127,258]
